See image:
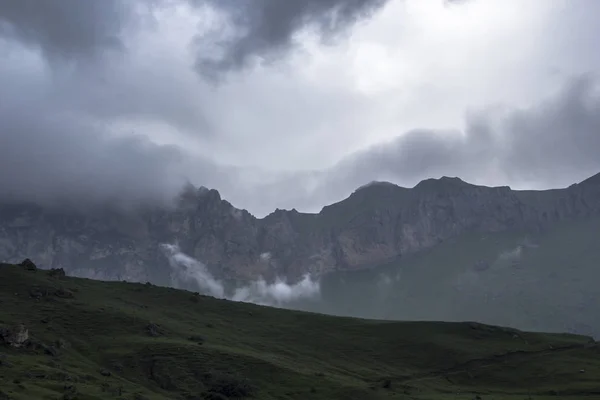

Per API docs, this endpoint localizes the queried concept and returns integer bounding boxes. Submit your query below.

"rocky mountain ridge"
[0,173,599,284]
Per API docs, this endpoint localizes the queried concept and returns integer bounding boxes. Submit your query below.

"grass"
[1,263,600,400]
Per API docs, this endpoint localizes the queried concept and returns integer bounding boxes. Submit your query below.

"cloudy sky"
[1,0,599,216]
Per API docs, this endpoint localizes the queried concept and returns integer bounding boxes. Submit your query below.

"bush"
[206,372,256,398]
[188,335,205,345]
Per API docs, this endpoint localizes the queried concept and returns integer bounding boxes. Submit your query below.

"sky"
[0,0,599,216]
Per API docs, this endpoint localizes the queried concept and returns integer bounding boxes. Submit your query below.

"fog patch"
[373,271,401,310]
[453,244,527,291]
[161,243,225,298]
[160,243,320,307]
[230,207,243,220]
[498,246,523,262]
[376,271,401,289]
[231,274,320,306]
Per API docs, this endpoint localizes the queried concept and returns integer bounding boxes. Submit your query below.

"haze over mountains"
[1,172,599,337]
[2,0,600,352]
[1,172,598,280]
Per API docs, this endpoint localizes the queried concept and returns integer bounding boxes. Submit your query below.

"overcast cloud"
[0,0,599,216]
[190,0,389,80]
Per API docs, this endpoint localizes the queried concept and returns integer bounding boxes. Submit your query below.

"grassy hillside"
[293,217,600,338]
[1,263,600,399]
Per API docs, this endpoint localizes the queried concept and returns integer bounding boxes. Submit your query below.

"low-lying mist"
[305,235,600,339]
[159,222,600,340]
[160,243,321,307]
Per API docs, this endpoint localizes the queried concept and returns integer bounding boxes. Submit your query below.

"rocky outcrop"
[0,323,29,348]
[0,173,599,283]
[19,258,37,271]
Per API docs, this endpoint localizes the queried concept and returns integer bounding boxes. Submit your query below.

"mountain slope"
[1,172,599,284]
[1,262,599,400]
[291,215,600,337]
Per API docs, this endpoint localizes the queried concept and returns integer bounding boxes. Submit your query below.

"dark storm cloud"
[1,59,597,217]
[0,0,389,76]
[331,75,600,194]
[0,0,136,60]
[496,76,600,184]
[227,75,600,216]
[0,45,220,210]
[0,0,597,217]
[0,100,187,209]
[192,0,390,80]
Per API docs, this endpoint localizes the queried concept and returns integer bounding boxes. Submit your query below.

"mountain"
[292,214,600,337]
[1,173,599,285]
[1,262,599,399]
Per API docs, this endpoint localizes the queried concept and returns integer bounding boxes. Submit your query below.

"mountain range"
[1,172,599,285]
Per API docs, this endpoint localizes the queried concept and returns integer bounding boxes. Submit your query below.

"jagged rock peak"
[205,188,222,201]
[1,170,599,284]
[177,184,222,204]
[348,181,407,201]
[579,171,600,186]
[265,208,292,219]
[355,181,399,192]
[413,176,471,191]
[197,186,210,195]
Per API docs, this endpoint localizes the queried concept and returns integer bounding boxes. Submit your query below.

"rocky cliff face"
[1,173,599,284]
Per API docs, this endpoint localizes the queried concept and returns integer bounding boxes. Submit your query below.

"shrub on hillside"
[204,371,256,398]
